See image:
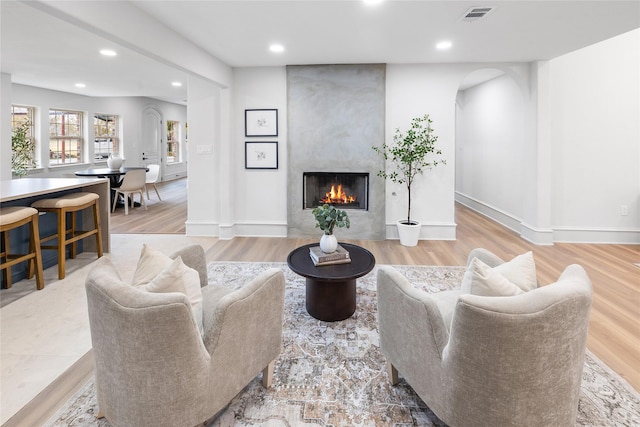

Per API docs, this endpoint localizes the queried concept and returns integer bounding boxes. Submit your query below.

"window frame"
[49,108,84,166]
[93,113,120,162]
[166,120,180,164]
[11,104,37,170]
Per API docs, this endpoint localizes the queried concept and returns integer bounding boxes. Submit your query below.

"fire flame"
[321,184,356,204]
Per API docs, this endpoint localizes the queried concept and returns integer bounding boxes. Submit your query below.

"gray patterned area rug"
[46,263,639,427]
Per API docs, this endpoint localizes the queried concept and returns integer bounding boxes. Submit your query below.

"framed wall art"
[245,141,278,169]
[245,109,278,137]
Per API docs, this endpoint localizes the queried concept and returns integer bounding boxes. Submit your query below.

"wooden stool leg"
[27,226,35,279]
[31,214,44,290]
[70,210,77,259]
[57,209,66,280]
[93,201,103,258]
[1,230,11,289]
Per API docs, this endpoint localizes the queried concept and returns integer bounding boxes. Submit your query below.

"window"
[167,120,180,163]
[94,114,119,160]
[11,105,37,171]
[49,109,83,165]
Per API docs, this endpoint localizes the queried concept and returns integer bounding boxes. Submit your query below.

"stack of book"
[309,244,351,266]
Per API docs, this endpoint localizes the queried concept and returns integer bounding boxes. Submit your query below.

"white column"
[186,76,222,236]
[1,73,12,180]
[520,61,553,245]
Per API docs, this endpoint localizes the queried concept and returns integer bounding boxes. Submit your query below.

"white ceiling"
[2,0,639,103]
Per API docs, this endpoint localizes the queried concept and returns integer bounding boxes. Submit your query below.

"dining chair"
[112,169,147,215]
[145,164,162,200]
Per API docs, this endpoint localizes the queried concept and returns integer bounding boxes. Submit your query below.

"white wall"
[222,63,535,241]
[1,74,12,180]
[232,67,288,237]
[549,29,639,243]
[452,30,639,244]
[456,73,527,219]
[8,84,187,180]
[386,64,478,240]
[186,76,223,236]
[226,64,471,240]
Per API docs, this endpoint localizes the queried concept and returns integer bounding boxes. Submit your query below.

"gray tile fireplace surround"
[287,64,386,240]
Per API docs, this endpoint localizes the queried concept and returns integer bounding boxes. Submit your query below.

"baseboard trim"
[455,192,639,245]
[455,192,523,235]
[520,222,554,246]
[385,222,457,241]
[185,221,219,237]
[553,227,640,244]
[234,222,288,238]
[186,221,290,239]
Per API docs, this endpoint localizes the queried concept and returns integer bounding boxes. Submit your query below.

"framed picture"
[245,141,278,169]
[245,109,278,137]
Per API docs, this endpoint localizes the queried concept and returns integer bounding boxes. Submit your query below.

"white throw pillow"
[132,244,173,285]
[133,245,204,335]
[492,251,537,292]
[461,251,537,294]
[462,258,526,297]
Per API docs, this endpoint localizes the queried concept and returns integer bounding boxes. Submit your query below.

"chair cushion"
[461,251,537,296]
[31,192,99,208]
[0,206,38,225]
[133,244,203,335]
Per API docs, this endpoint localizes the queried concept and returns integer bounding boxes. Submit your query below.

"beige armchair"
[85,245,285,427]
[377,248,593,427]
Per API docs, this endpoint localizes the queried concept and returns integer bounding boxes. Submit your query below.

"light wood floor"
[109,179,187,234]
[114,178,639,391]
[8,178,637,426]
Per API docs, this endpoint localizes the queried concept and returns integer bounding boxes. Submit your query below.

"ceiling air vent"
[460,7,494,22]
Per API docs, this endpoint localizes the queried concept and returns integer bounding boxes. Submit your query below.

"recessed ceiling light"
[100,49,117,57]
[436,41,453,50]
[363,0,384,5]
[171,81,182,87]
[269,44,285,53]
[75,83,86,88]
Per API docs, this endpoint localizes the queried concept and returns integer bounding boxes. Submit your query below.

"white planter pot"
[319,234,338,253]
[397,220,421,247]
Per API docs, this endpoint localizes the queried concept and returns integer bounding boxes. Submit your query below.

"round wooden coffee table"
[287,243,376,322]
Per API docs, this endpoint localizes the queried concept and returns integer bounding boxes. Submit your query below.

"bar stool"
[0,206,45,290]
[32,192,104,280]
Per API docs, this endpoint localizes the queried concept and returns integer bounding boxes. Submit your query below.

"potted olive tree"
[372,114,446,246]
[312,203,350,253]
[11,121,36,177]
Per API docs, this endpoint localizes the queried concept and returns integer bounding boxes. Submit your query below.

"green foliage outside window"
[12,121,36,176]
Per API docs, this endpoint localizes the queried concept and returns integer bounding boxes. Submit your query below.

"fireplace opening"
[303,172,369,210]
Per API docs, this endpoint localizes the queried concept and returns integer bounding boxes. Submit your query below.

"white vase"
[107,154,123,170]
[319,234,338,253]
[397,219,421,247]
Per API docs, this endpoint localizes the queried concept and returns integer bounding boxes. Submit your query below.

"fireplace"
[287,64,385,239]
[303,172,369,210]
